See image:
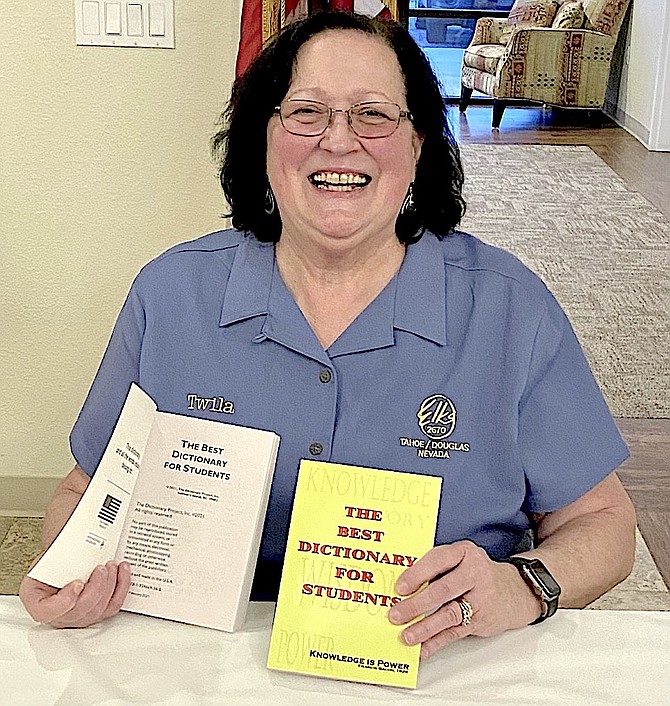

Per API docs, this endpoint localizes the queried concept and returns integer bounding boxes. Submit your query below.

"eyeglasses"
[274,99,413,139]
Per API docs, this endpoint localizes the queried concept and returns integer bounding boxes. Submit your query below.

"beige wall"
[609,1,670,150]
[0,1,242,495]
[648,3,670,150]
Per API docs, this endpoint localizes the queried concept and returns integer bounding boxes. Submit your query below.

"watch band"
[506,556,560,624]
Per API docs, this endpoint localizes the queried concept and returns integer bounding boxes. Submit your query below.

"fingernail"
[395,579,408,595]
[73,581,84,595]
[388,607,401,624]
[403,629,416,646]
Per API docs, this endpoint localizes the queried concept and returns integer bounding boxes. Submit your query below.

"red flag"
[236,1,261,78]
[236,0,302,78]
[236,0,394,78]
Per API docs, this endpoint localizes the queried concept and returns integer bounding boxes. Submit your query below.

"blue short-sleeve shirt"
[70,230,629,599]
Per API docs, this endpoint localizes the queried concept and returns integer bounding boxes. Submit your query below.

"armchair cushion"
[472,17,508,44]
[463,43,508,73]
[582,0,628,35]
[552,1,585,29]
[499,0,559,43]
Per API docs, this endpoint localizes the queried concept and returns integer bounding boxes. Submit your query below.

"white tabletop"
[1,597,668,706]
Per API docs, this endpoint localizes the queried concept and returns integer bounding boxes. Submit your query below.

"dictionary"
[29,383,280,632]
[267,460,442,689]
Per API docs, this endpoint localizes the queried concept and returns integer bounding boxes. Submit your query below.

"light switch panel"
[105,3,122,35]
[74,0,174,48]
[148,3,165,36]
[127,4,143,36]
[81,1,100,35]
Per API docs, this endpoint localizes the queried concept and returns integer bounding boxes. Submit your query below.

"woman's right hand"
[19,561,132,628]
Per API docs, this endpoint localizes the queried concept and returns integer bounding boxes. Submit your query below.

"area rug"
[459,144,669,418]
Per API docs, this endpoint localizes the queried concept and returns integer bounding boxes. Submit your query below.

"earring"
[264,186,276,215]
[400,183,415,216]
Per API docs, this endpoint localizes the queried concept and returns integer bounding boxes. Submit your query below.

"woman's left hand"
[387,540,542,659]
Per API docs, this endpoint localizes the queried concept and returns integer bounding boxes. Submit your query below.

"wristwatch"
[506,557,561,624]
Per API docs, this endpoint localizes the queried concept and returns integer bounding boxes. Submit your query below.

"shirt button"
[309,442,323,456]
[319,369,332,384]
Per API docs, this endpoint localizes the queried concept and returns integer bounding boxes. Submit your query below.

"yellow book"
[267,460,442,689]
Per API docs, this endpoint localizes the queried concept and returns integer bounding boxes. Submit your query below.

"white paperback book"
[29,383,280,632]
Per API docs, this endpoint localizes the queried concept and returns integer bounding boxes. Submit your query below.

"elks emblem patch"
[417,394,456,440]
[398,394,470,459]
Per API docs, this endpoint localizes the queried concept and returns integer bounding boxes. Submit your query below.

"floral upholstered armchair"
[459,0,632,128]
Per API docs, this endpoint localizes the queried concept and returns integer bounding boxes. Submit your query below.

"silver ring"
[456,597,473,626]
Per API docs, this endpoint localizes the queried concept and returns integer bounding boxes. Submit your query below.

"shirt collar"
[262,262,331,365]
[219,235,330,365]
[219,232,447,348]
[393,233,447,346]
[219,235,274,327]
[327,276,396,358]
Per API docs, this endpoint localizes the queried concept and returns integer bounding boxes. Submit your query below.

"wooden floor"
[452,105,670,589]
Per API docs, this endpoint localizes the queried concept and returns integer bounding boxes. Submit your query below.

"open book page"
[118,410,279,631]
[29,383,280,632]
[29,384,157,587]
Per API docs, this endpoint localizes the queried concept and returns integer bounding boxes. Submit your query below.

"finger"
[75,562,120,626]
[64,562,122,628]
[101,561,132,620]
[389,570,473,625]
[50,564,111,628]
[395,543,469,596]
[420,624,472,660]
[20,577,85,624]
[400,600,464,647]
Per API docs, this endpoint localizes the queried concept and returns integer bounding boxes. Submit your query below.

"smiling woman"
[212,13,466,349]
[213,11,465,245]
[266,30,424,317]
[21,11,635,662]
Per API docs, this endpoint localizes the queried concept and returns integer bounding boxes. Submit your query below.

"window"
[405,1,513,98]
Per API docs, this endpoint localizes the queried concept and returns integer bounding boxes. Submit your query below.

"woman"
[21,13,635,659]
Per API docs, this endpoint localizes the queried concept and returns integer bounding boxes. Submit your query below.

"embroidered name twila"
[187,394,235,414]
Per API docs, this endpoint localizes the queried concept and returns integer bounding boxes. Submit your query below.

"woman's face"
[266,30,423,254]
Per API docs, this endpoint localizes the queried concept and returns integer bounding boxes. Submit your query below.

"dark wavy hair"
[211,12,465,244]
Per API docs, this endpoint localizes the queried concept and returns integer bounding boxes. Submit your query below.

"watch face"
[529,562,561,598]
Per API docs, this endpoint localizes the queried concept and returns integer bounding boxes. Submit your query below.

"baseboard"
[604,100,651,149]
[0,476,62,517]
